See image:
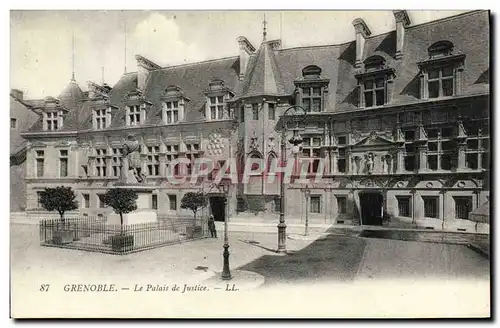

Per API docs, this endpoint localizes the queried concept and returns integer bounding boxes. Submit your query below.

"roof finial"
[71,31,75,81]
[124,21,127,74]
[101,67,105,85]
[263,13,267,41]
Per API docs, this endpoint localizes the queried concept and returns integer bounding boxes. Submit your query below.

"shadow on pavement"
[238,239,277,253]
[236,234,366,286]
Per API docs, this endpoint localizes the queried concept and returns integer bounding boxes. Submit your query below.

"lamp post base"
[221,244,232,280]
[277,222,287,253]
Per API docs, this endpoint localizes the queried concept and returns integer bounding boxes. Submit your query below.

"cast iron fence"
[39,215,209,255]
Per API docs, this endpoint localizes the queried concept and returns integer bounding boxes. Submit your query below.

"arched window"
[266,153,278,174]
[428,40,454,59]
[302,65,322,80]
[250,153,262,172]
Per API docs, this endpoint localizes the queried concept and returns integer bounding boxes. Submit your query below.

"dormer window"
[125,89,151,127]
[295,65,329,113]
[203,79,233,121]
[355,56,395,108]
[417,41,466,100]
[161,85,189,124]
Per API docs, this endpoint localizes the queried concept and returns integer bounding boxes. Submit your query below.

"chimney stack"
[393,10,411,60]
[237,36,256,81]
[352,18,371,69]
[11,89,23,101]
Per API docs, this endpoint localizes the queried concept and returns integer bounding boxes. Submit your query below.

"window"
[166,145,180,176]
[302,137,322,174]
[422,196,439,219]
[95,149,107,177]
[302,87,322,112]
[45,112,59,131]
[186,143,201,176]
[10,118,17,129]
[35,150,44,177]
[364,78,386,107]
[36,191,43,208]
[82,194,90,208]
[147,146,160,176]
[240,106,245,122]
[403,129,416,171]
[464,119,489,170]
[59,149,68,177]
[112,148,122,177]
[128,105,141,126]
[168,194,177,210]
[454,196,472,220]
[98,194,106,208]
[94,108,107,129]
[397,196,411,217]
[337,136,347,173]
[428,66,454,98]
[209,95,225,120]
[336,196,347,214]
[268,103,276,120]
[252,104,259,120]
[152,194,158,210]
[310,196,321,214]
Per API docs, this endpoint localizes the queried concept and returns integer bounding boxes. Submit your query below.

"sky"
[10,10,468,99]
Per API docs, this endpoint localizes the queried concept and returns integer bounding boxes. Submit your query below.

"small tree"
[102,188,138,232]
[181,192,208,220]
[39,186,78,223]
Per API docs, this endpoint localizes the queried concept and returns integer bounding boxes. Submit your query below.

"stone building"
[19,10,490,231]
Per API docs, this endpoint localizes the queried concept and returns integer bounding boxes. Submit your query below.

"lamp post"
[303,185,311,236]
[219,178,232,280]
[277,105,307,253]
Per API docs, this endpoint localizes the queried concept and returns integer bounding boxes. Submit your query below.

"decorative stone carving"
[250,132,259,151]
[267,135,276,152]
[365,152,375,174]
[207,132,224,156]
[122,133,146,183]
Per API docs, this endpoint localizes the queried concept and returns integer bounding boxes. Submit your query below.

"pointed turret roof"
[237,40,287,99]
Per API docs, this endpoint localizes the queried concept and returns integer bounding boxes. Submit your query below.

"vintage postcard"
[9,9,491,318]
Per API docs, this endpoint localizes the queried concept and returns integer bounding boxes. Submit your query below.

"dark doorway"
[210,196,226,222]
[359,192,383,226]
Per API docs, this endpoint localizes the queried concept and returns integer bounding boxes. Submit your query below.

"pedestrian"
[208,215,217,238]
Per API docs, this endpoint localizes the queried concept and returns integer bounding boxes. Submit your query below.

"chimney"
[352,18,371,68]
[237,36,256,80]
[268,39,282,51]
[11,89,23,101]
[135,55,161,91]
[393,10,411,60]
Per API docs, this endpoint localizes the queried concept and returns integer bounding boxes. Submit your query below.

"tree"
[180,191,208,220]
[39,186,78,223]
[102,188,138,231]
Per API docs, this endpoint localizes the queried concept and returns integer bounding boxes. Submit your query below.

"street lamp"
[277,105,307,253]
[303,185,311,236]
[218,178,232,280]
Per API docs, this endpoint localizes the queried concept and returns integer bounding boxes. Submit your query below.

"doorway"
[359,192,384,226]
[209,196,226,222]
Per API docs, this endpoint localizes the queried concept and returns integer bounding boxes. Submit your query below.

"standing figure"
[122,134,146,183]
[208,215,217,238]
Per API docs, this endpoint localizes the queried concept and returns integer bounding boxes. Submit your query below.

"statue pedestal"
[107,184,158,226]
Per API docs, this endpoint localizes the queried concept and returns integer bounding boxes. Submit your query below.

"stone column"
[352,18,371,69]
[393,10,411,60]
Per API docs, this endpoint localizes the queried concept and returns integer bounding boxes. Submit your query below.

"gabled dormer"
[202,79,234,121]
[38,96,69,131]
[355,55,396,108]
[160,85,190,124]
[125,89,152,127]
[294,65,330,113]
[417,40,466,99]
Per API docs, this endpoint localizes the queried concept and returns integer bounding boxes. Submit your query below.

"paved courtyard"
[11,222,490,317]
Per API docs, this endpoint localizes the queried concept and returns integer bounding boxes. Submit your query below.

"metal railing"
[39,215,209,255]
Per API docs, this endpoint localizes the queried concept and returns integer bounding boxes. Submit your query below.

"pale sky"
[10,10,468,99]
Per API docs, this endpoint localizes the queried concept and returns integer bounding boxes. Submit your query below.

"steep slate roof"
[237,41,287,99]
[143,57,240,124]
[23,10,489,134]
